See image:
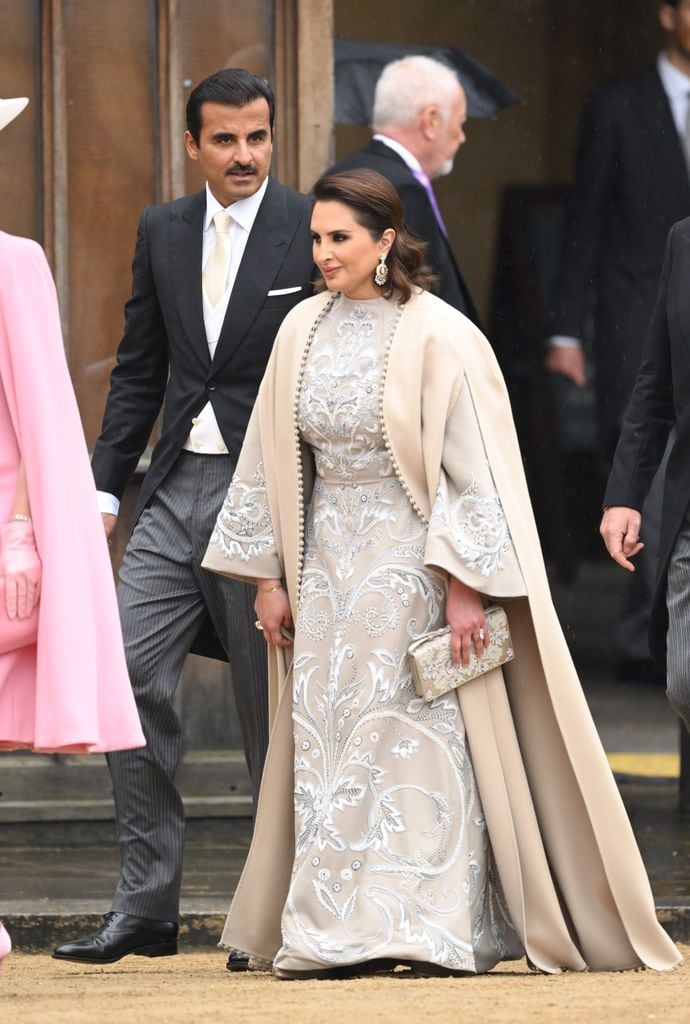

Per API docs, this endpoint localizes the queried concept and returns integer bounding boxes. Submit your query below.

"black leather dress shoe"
[53,912,178,964]
[226,951,250,972]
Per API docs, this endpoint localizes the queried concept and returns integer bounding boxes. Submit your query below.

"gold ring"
[254,620,264,631]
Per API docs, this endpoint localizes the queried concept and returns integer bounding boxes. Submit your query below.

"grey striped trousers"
[666,511,690,733]
[107,452,269,921]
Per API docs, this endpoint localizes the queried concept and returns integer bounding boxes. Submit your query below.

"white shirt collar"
[203,177,269,233]
[372,134,423,175]
[657,52,690,102]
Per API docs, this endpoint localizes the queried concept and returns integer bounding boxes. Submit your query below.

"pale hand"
[445,576,489,667]
[0,520,42,620]
[600,506,643,572]
[545,345,587,387]
[102,513,117,541]
[254,584,293,647]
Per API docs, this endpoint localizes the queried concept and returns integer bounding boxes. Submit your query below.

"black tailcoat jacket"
[548,67,690,444]
[92,178,314,519]
[327,140,480,326]
[604,219,690,663]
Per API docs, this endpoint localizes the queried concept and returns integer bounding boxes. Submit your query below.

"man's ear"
[659,3,675,34]
[184,130,199,161]
[419,105,438,141]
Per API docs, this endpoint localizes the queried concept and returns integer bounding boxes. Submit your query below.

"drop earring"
[374,252,389,287]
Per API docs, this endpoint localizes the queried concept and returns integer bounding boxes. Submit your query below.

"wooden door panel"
[0,0,41,240]
[177,0,273,196]
[63,0,157,443]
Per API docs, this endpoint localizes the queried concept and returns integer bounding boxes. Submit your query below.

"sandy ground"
[2,947,689,1024]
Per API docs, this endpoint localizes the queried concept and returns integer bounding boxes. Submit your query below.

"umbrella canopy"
[334,38,521,123]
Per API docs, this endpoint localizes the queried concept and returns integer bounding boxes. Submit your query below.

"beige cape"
[203,289,680,973]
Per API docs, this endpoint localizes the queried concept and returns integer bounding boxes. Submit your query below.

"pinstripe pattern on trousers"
[666,511,690,733]
[106,451,269,922]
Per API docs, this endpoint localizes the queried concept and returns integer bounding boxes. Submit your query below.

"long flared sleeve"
[202,404,283,583]
[424,377,527,598]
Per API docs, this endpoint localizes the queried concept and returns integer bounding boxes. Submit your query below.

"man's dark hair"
[186,68,275,144]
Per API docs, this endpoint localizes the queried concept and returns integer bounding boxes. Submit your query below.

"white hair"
[372,55,462,131]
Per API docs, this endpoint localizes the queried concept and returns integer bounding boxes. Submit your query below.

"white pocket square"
[267,286,303,296]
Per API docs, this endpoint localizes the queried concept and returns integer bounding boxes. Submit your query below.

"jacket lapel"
[212,179,303,372]
[673,227,690,355]
[169,190,210,369]
[636,68,690,200]
[364,139,429,191]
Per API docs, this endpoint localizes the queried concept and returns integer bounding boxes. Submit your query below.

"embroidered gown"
[209,293,527,973]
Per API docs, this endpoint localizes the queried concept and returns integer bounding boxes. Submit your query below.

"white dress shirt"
[549,54,690,351]
[372,133,423,174]
[657,52,690,135]
[98,178,269,517]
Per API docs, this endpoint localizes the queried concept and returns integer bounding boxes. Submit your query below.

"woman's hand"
[0,520,42,620]
[254,581,293,647]
[445,576,488,667]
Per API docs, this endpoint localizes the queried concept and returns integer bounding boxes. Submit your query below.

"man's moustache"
[226,165,257,175]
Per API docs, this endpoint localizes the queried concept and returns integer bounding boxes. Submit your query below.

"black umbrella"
[334,38,521,123]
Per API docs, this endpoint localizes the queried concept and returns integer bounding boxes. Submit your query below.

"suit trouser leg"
[191,456,269,808]
[666,512,690,733]
[107,453,269,921]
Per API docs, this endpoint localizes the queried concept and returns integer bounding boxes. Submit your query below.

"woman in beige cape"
[203,170,680,979]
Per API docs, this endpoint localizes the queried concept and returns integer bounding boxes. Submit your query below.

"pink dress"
[0,231,144,753]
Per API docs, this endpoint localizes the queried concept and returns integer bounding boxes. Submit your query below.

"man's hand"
[600,506,643,571]
[102,513,117,541]
[545,345,587,387]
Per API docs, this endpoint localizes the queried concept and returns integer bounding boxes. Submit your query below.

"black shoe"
[226,951,250,972]
[52,912,178,964]
[274,959,400,980]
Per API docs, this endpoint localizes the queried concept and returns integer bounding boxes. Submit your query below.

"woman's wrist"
[448,575,476,598]
[257,580,283,593]
[9,513,32,523]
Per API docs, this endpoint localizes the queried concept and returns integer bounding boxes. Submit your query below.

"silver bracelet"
[9,513,32,523]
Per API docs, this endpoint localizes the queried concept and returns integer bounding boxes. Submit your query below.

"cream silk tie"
[203,210,232,307]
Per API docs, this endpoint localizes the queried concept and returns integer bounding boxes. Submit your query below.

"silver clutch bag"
[407,605,514,701]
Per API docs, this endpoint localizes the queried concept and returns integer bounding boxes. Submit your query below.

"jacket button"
[207,384,217,391]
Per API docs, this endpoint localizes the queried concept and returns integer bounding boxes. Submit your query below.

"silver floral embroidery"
[209,462,276,562]
[432,474,512,577]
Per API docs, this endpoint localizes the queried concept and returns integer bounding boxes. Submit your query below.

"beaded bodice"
[297,294,400,483]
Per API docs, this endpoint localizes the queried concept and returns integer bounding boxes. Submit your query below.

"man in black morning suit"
[601,218,690,733]
[53,70,314,966]
[328,55,479,325]
[546,0,690,673]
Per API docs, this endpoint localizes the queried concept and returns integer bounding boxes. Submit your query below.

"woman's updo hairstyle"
[312,169,437,302]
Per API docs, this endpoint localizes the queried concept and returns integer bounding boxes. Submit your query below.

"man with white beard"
[327,55,479,324]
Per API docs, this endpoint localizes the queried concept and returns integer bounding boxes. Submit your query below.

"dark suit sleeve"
[394,181,434,239]
[547,91,618,337]
[91,207,169,499]
[603,226,676,511]
[392,180,444,270]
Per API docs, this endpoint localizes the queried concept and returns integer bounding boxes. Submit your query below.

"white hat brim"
[0,98,29,134]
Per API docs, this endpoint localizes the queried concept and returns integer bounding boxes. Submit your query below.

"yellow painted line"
[607,752,680,778]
